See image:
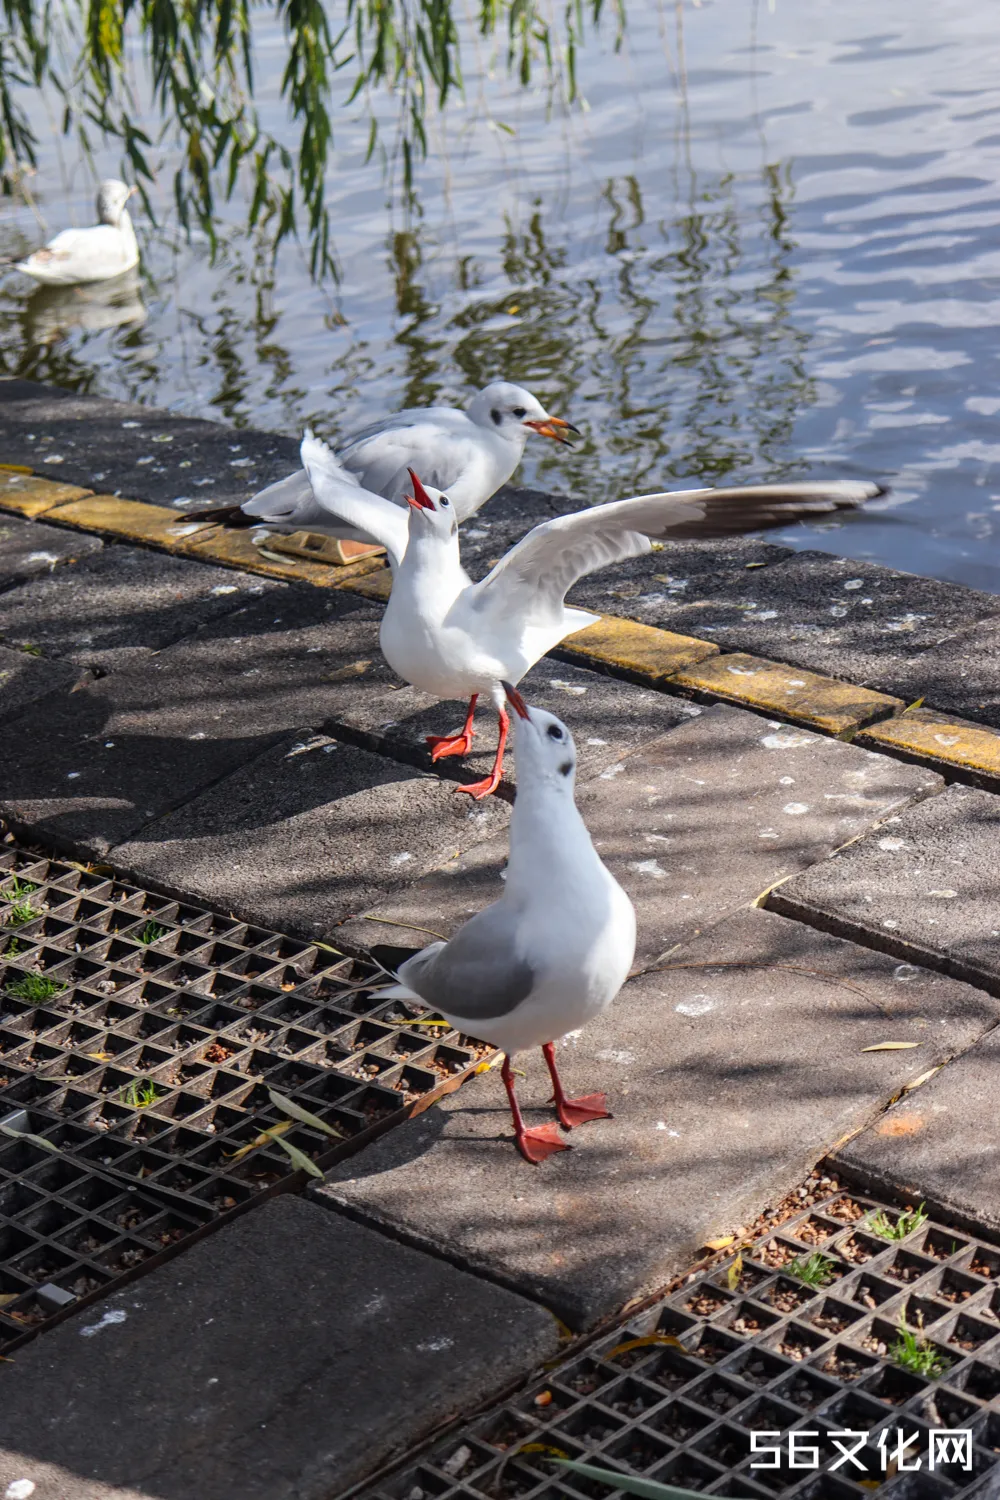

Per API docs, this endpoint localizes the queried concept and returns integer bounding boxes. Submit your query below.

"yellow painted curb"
[185,526,385,587]
[0,471,93,518]
[343,567,394,602]
[46,494,209,552]
[558,614,719,681]
[858,707,1000,784]
[671,652,902,736]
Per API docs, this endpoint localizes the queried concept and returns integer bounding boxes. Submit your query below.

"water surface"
[2,0,1000,588]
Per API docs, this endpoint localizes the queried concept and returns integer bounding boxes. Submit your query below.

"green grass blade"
[267,1087,342,1139]
[271,1135,324,1179]
[554,1458,755,1500]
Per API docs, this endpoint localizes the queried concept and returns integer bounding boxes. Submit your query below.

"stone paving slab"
[0,512,103,586]
[111,732,509,936]
[0,1196,558,1500]
[0,677,289,857]
[770,783,1000,994]
[337,704,941,967]
[565,536,793,617]
[671,651,901,736]
[318,906,999,1330]
[649,551,1000,699]
[0,542,276,670]
[881,615,1000,731]
[833,1025,1000,1242]
[0,377,299,508]
[0,645,83,723]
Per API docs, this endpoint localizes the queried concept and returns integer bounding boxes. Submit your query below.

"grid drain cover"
[0,844,484,1348]
[371,1183,1000,1499]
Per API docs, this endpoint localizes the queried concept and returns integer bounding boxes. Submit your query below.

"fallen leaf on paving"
[86,1051,112,1062]
[903,1067,941,1092]
[272,1135,325,1179]
[533,1391,553,1407]
[267,1087,343,1139]
[518,1444,570,1460]
[607,1333,685,1359]
[704,1235,735,1251]
[727,1251,744,1291]
[862,1041,920,1052]
[0,1294,18,1306]
[225,1120,293,1161]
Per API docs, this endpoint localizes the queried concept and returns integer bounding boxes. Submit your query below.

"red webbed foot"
[515,1122,572,1164]
[554,1092,612,1130]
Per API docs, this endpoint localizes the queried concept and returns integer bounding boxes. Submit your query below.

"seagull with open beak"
[383,685,636,1163]
[297,430,883,797]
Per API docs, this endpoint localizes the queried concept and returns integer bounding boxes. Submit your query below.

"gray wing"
[338,417,483,505]
[398,904,535,1022]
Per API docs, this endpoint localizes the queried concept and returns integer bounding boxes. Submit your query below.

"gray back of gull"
[401,904,535,1021]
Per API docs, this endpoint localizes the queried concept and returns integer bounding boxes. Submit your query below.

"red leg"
[501,1055,570,1165]
[456,708,510,799]
[426,695,478,762]
[542,1041,612,1129]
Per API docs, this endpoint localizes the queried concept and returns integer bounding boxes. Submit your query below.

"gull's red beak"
[523,415,580,446]
[502,681,531,720]
[405,468,435,511]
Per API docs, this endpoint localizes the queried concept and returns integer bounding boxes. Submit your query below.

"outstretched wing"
[299,432,410,567]
[466,480,883,633]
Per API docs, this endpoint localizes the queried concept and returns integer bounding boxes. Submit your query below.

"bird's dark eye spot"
[512,406,527,419]
[491,408,502,426]
[547,723,564,741]
[440,495,450,508]
[559,759,573,777]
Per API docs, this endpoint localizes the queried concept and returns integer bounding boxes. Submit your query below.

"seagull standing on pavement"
[15,181,139,286]
[384,685,636,1164]
[298,432,883,797]
[193,381,578,545]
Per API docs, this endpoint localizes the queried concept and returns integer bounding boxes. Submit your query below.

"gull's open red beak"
[406,468,435,511]
[502,681,531,720]
[523,416,580,446]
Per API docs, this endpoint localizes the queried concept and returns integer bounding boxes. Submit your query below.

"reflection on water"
[24,270,146,346]
[1,0,1000,588]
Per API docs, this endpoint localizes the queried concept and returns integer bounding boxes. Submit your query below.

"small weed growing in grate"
[788,1252,837,1289]
[5,972,65,1003]
[19,644,42,657]
[138,922,168,945]
[867,1203,928,1241]
[3,878,39,927]
[3,937,23,957]
[119,1079,163,1109]
[890,1318,951,1380]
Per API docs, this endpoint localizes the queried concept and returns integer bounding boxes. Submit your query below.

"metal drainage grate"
[369,1185,1000,1500]
[0,845,486,1349]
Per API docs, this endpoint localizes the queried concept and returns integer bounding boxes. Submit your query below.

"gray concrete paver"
[0,377,299,508]
[0,543,278,669]
[881,614,1000,730]
[833,1025,1000,1242]
[111,732,509,935]
[318,906,999,1330]
[0,1196,558,1500]
[0,644,83,723]
[657,552,1000,697]
[0,512,103,586]
[337,703,942,966]
[770,782,1000,992]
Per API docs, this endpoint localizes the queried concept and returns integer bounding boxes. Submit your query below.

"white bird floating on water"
[384,685,636,1164]
[15,180,139,286]
[193,381,578,546]
[296,431,883,797]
